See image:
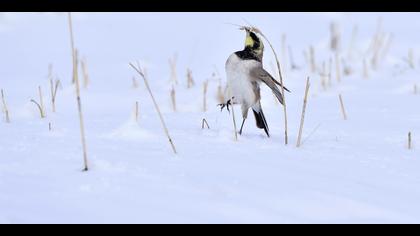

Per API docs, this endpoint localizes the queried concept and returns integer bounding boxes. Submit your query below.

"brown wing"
[251,67,288,105]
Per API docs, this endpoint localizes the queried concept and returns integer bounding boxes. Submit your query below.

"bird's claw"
[218,99,232,113]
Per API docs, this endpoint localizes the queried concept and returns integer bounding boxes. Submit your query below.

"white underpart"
[225,53,260,108]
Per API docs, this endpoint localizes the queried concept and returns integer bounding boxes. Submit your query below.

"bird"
[219,28,290,137]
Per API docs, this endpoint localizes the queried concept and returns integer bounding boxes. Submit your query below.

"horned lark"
[220,28,290,137]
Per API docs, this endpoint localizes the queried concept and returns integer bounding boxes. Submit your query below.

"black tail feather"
[253,109,270,137]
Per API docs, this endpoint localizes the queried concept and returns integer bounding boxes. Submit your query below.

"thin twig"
[38,86,45,118]
[1,89,10,123]
[408,132,412,150]
[296,77,311,148]
[203,80,208,112]
[202,118,210,129]
[130,63,177,154]
[69,12,89,171]
[339,94,347,120]
[30,99,45,118]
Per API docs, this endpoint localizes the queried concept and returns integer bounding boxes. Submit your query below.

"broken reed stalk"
[328,58,332,87]
[321,61,327,91]
[408,132,412,150]
[50,79,60,112]
[335,52,341,83]
[81,58,90,88]
[414,84,418,95]
[186,68,195,88]
[68,13,89,171]
[296,77,311,148]
[68,13,76,84]
[203,80,208,112]
[1,89,10,123]
[38,86,45,117]
[72,49,89,171]
[339,94,347,120]
[247,26,288,145]
[130,63,177,154]
[49,122,52,131]
[170,86,177,112]
[408,49,415,69]
[30,99,45,118]
[202,118,210,129]
[310,46,316,73]
[135,101,139,122]
[169,55,178,85]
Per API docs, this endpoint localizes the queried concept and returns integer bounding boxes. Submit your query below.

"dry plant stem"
[135,101,139,122]
[130,63,177,154]
[202,118,210,129]
[72,49,89,171]
[49,122,52,131]
[170,86,177,112]
[50,79,60,112]
[30,99,45,118]
[203,80,208,112]
[335,52,341,83]
[68,13,76,84]
[414,84,418,95]
[328,58,332,87]
[187,69,195,88]
[169,55,178,85]
[81,58,90,88]
[1,89,10,123]
[408,132,412,150]
[310,46,316,73]
[321,62,327,91]
[38,86,45,117]
[339,94,347,120]
[250,27,288,145]
[296,77,311,148]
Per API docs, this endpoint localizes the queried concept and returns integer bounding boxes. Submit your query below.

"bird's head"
[244,29,264,59]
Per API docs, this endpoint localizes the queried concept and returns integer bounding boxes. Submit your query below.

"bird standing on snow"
[220,28,290,137]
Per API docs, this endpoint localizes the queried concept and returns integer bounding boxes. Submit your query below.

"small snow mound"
[104,120,157,141]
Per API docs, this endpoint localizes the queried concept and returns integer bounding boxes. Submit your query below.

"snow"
[1,12,420,223]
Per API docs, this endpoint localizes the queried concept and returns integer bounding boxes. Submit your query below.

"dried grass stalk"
[130,63,177,154]
[414,84,418,95]
[339,94,347,120]
[187,68,195,88]
[135,101,139,122]
[68,13,76,84]
[169,54,178,85]
[68,13,89,171]
[335,52,341,83]
[328,58,332,87]
[81,57,90,88]
[321,62,327,91]
[1,89,10,123]
[330,22,340,52]
[30,99,45,118]
[170,86,177,112]
[408,132,412,150]
[296,77,311,148]
[38,86,45,117]
[50,78,60,112]
[203,80,208,112]
[310,46,316,73]
[202,118,210,129]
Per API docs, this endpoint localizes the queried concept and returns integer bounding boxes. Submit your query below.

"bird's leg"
[218,97,233,113]
[239,118,247,135]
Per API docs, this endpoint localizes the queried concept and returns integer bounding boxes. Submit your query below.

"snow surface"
[0,12,420,224]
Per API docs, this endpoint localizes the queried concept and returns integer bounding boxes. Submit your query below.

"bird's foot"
[218,99,232,113]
